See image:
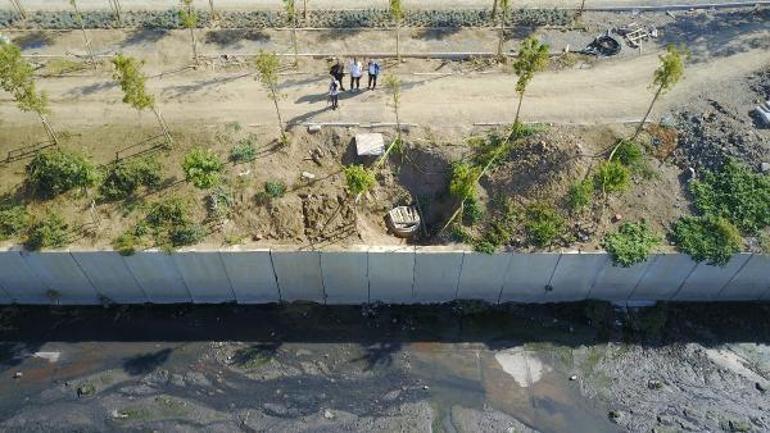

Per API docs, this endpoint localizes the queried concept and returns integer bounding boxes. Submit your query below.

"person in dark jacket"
[367,59,381,90]
[330,58,346,91]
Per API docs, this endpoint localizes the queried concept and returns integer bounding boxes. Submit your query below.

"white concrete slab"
[672,254,752,301]
[172,252,236,303]
[368,247,415,303]
[499,254,560,303]
[219,250,280,303]
[321,251,369,304]
[718,255,770,301]
[0,250,49,303]
[456,252,511,302]
[122,252,192,303]
[71,251,148,303]
[547,252,609,302]
[588,259,652,301]
[271,251,325,303]
[23,252,100,305]
[413,250,463,303]
[628,254,698,301]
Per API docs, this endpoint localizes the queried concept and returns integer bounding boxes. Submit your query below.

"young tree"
[283,0,299,67]
[179,0,199,64]
[631,44,685,142]
[578,0,587,17]
[208,0,216,19]
[108,0,122,25]
[376,74,404,166]
[491,0,498,19]
[111,54,172,144]
[512,36,549,127]
[496,0,510,59]
[9,0,27,20]
[69,0,97,68]
[0,41,58,144]
[389,0,404,63]
[254,51,287,144]
[303,0,308,21]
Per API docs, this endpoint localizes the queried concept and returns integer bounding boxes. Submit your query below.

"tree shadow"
[657,9,770,63]
[204,29,271,48]
[232,342,281,368]
[12,31,56,49]
[63,81,115,97]
[122,348,173,375]
[161,73,250,99]
[412,27,463,41]
[316,27,366,42]
[351,342,402,371]
[121,29,169,47]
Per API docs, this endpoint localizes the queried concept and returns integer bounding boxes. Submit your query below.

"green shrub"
[168,222,205,247]
[229,136,257,163]
[26,150,97,198]
[450,225,472,243]
[182,148,224,189]
[146,197,190,228]
[567,178,593,211]
[100,157,162,201]
[524,203,564,247]
[449,161,479,201]
[613,139,643,168]
[594,160,630,194]
[112,231,140,256]
[602,221,661,267]
[473,239,498,254]
[344,165,376,196]
[0,204,29,241]
[462,197,484,225]
[143,197,204,250]
[264,180,286,198]
[672,215,742,266]
[24,213,69,250]
[689,159,770,234]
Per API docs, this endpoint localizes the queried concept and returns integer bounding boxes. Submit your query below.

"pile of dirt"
[301,193,357,243]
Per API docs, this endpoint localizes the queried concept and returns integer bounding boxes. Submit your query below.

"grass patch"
[524,202,564,247]
[229,134,257,163]
[602,221,660,267]
[24,213,69,250]
[0,203,29,241]
[100,156,162,201]
[567,178,593,212]
[672,215,742,266]
[594,160,630,194]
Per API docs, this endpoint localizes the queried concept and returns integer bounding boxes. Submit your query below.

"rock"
[761,162,770,173]
[647,379,663,390]
[569,375,578,381]
[13,372,22,379]
[323,409,334,419]
[612,214,623,223]
[307,124,322,133]
[111,409,128,419]
[301,171,316,180]
[77,383,96,397]
[756,382,767,393]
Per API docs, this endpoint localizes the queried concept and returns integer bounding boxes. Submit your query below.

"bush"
[567,178,593,211]
[229,136,257,163]
[24,213,69,250]
[462,197,484,225]
[594,160,630,194]
[26,150,97,198]
[344,165,376,196]
[100,156,162,201]
[524,203,564,247]
[672,215,742,266]
[143,197,204,250]
[689,159,770,234]
[449,161,480,201]
[602,221,660,267]
[0,204,29,241]
[168,222,205,247]
[264,180,286,198]
[450,225,472,243]
[146,197,190,228]
[613,139,643,168]
[182,148,224,189]
[206,185,234,221]
[112,231,140,256]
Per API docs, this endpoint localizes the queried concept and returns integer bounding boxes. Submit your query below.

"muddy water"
[410,343,618,433]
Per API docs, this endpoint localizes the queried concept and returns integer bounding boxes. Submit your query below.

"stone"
[13,372,22,379]
[569,375,578,381]
[355,133,385,156]
[323,409,334,419]
[612,214,623,223]
[761,162,770,173]
[756,382,767,393]
[307,124,322,133]
[301,171,316,180]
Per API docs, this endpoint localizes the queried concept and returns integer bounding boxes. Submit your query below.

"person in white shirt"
[349,57,363,91]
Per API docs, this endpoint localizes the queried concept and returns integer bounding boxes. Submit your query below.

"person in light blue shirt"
[367,59,381,90]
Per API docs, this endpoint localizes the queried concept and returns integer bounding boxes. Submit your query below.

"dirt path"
[1,46,767,135]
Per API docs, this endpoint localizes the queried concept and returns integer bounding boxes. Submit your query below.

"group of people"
[328,58,381,110]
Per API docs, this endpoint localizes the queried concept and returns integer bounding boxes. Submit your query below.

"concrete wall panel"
[629,254,698,301]
[123,252,192,303]
[413,250,463,303]
[718,255,770,301]
[547,253,608,302]
[673,254,752,301]
[23,252,100,304]
[271,251,325,303]
[321,251,369,304]
[71,251,147,303]
[172,252,235,303]
[0,250,48,303]
[368,248,415,303]
[588,260,652,301]
[499,254,560,303]
[219,250,279,303]
[456,252,510,302]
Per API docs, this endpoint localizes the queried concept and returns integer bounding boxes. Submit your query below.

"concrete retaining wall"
[0,248,768,305]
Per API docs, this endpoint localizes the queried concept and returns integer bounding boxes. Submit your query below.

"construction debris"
[386,206,421,238]
[580,33,621,57]
[754,99,770,127]
[614,23,659,49]
[355,133,385,156]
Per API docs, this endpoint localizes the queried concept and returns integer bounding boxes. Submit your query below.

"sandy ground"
[5,0,766,11]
